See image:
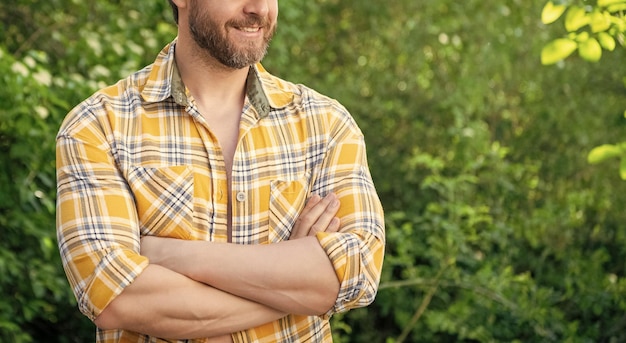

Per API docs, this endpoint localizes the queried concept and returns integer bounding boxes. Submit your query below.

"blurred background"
[1,0,625,342]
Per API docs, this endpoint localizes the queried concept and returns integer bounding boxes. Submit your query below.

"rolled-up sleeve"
[56,106,148,322]
[314,105,385,316]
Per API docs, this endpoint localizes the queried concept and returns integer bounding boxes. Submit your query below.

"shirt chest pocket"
[127,165,195,239]
[268,174,310,243]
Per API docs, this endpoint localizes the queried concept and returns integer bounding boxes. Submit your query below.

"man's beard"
[189,9,275,69]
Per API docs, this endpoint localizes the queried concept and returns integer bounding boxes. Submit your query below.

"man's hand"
[290,193,341,239]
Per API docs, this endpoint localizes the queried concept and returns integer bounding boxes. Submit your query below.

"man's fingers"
[305,196,339,236]
[291,193,340,239]
[327,217,341,233]
[291,195,322,239]
[302,194,322,211]
[295,194,322,231]
[308,217,341,236]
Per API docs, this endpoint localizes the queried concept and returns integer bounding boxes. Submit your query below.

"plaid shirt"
[56,41,385,343]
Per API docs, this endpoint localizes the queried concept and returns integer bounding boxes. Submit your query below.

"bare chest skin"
[197,100,242,243]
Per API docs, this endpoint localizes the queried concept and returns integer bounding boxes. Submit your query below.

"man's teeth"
[240,27,260,32]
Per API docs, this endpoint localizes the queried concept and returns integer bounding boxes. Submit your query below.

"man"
[56,0,385,341]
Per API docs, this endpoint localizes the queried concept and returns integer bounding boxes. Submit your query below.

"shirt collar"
[141,40,294,118]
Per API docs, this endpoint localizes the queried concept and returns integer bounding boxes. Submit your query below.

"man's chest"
[112,114,325,244]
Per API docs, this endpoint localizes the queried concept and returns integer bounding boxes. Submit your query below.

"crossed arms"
[94,195,343,339]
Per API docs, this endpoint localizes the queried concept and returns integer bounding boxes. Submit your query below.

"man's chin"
[219,48,268,69]
[215,54,263,70]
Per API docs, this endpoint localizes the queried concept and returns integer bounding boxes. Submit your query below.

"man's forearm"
[94,264,286,339]
[145,237,340,315]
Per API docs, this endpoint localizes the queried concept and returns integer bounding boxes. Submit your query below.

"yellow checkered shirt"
[56,41,385,343]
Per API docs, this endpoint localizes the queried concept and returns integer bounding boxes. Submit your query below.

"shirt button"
[236,191,246,202]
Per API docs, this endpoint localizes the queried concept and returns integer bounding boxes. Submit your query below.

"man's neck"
[174,35,249,109]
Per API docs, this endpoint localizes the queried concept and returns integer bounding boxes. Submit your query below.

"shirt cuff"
[78,248,149,321]
[315,230,384,317]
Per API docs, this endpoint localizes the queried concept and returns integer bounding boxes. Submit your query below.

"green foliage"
[268,0,626,341]
[1,1,176,341]
[1,0,625,342]
[0,44,87,343]
[541,0,626,64]
[541,0,626,180]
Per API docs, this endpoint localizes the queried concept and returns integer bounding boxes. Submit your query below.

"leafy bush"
[266,1,626,342]
[1,0,625,342]
[1,1,175,341]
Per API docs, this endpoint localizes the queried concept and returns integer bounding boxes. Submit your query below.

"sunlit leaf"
[542,1,567,24]
[576,31,590,41]
[621,158,626,180]
[587,144,623,164]
[565,6,590,31]
[607,3,626,12]
[578,37,603,61]
[590,11,612,32]
[541,38,578,64]
[597,32,616,50]
[598,0,626,7]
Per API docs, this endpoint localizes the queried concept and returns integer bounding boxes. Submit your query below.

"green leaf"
[541,38,578,65]
[576,31,590,42]
[598,0,626,7]
[565,6,590,32]
[578,37,603,62]
[607,3,626,12]
[621,158,626,180]
[597,32,616,51]
[590,11,612,32]
[542,1,568,24]
[587,144,623,164]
